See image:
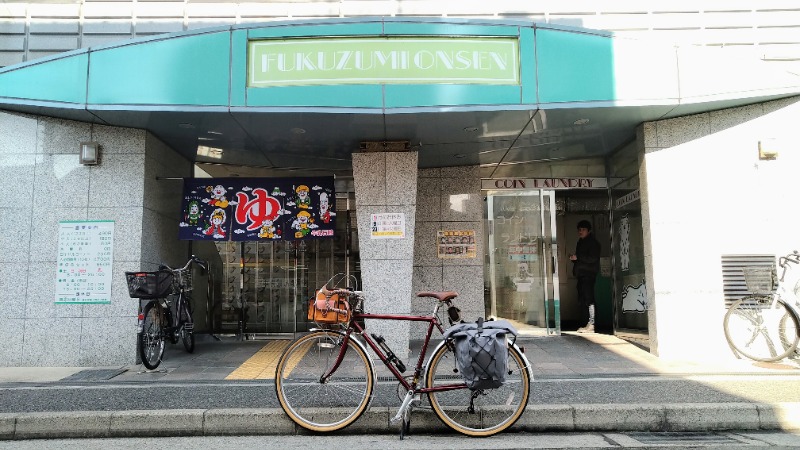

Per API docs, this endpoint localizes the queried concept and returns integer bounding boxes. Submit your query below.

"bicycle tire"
[275,330,375,432]
[724,295,800,362]
[181,296,195,353]
[425,340,530,437]
[139,301,166,370]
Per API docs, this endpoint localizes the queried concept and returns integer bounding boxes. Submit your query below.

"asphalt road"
[1,431,799,449]
[2,375,800,413]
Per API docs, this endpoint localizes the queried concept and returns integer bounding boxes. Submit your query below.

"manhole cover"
[629,432,742,445]
[60,368,126,382]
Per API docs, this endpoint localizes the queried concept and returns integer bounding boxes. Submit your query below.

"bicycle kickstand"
[391,390,417,440]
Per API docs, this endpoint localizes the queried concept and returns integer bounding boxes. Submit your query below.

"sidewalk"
[1,332,799,439]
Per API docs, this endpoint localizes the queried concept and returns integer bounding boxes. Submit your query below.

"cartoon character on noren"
[291,210,318,238]
[205,184,229,208]
[294,185,311,209]
[258,218,281,239]
[204,208,227,238]
[185,200,202,226]
[318,191,336,224]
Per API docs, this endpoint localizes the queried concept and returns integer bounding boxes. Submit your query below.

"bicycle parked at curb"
[274,275,532,438]
[125,255,208,370]
[723,250,800,362]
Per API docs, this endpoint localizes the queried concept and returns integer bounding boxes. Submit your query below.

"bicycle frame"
[320,304,465,395]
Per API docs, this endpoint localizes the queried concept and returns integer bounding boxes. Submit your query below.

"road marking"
[225,340,291,380]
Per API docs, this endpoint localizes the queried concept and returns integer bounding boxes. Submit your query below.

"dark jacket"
[572,233,601,277]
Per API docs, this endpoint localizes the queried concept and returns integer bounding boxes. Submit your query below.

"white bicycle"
[723,251,800,362]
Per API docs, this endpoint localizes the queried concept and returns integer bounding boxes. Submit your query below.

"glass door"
[486,190,560,334]
[211,194,358,336]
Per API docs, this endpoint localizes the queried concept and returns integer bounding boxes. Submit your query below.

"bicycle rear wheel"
[425,340,530,437]
[724,295,800,362]
[275,330,374,432]
[139,301,166,370]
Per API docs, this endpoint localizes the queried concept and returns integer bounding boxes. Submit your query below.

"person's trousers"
[576,275,597,326]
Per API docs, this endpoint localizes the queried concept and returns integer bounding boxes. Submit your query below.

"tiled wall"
[2,1,800,73]
[0,110,190,366]
[639,95,800,360]
[412,166,484,339]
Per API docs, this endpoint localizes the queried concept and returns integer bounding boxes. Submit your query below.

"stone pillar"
[352,151,417,360]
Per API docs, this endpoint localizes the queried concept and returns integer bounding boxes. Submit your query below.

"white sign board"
[55,220,114,304]
[370,213,405,239]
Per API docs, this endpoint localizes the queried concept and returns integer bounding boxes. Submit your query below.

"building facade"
[1,2,800,366]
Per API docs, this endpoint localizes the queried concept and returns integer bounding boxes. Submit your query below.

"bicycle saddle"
[416,291,459,302]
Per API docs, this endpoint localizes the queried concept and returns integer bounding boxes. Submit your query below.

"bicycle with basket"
[125,255,208,370]
[723,250,800,362]
[274,273,532,438]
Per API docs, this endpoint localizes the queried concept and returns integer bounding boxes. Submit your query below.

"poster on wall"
[437,230,476,258]
[179,177,336,241]
[55,220,114,304]
[370,213,405,239]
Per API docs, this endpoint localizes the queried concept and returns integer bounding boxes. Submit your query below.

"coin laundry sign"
[248,37,519,86]
[483,178,614,190]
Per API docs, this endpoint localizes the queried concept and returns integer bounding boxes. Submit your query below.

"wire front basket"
[172,268,193,293]
[742,266,776,294]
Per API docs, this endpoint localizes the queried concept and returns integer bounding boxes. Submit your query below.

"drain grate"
[629,432,742,445]
[60,368,126,382]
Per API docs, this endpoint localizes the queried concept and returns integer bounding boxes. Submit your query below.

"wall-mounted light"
[758,139,778,161]
[79,141,100,165]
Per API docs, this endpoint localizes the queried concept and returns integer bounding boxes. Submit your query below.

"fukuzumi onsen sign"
[179,177,335,241]
[248,37,520,86]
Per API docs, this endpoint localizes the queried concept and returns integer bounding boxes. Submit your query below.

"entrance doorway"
[209,194,358,336]
[485,190,560,335]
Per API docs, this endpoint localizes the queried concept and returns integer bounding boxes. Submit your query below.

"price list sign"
[55,220,114,304]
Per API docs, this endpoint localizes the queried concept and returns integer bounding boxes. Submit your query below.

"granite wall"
[0,111,190,366]
[412,166,484,339]
[352,151,417,360]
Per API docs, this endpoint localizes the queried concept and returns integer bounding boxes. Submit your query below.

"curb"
[1,403,800,439]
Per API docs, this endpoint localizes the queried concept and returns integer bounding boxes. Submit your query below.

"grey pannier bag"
[442,317,518,390]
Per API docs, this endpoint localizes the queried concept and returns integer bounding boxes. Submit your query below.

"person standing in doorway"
[570,220,601,333]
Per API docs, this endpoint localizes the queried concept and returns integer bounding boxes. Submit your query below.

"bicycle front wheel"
[180,297,195,353]
[138,301,166,370]
[425,340,531,437]
[724,295,800,362]
[275,330,375,432]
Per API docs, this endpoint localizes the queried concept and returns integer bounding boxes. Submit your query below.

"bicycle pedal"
[184,323,194,332]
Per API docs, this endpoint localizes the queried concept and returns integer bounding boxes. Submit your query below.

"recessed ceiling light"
[463,126,479,132]
[573,118,590,125]
[454,154,467,158]
[290,127,306,134]
[208,131,223,135]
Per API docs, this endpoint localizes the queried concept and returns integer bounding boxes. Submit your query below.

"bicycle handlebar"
[160,255,208,273]
[779,250,800,268]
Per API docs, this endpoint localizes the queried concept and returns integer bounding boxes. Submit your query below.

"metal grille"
[721,254,776,307]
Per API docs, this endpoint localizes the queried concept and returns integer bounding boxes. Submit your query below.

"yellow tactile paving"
[225,340,292,380]
[280,339,314,379]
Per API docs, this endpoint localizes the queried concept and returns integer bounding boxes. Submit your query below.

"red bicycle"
[274,277,532,438]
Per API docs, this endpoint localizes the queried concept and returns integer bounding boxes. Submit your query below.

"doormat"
[59,368,126,382]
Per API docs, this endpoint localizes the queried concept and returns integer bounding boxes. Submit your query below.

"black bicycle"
[126,256,208,369]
